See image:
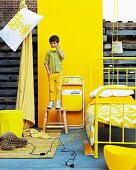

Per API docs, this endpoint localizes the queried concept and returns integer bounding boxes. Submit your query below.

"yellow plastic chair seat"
[104,145,136,170]
[0,110,23,137]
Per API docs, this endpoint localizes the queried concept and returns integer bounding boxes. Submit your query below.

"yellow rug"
[0,133,61,158]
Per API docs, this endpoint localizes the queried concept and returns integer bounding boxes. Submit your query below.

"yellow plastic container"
[0,110,23,137]
[104,145,136,170]
[62,90,82,111]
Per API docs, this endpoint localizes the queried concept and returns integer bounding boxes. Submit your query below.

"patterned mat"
[0,133,61,158]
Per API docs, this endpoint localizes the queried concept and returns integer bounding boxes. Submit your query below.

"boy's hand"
[56,44,64,59]
[56,44,60,50]
[47,70,51,76]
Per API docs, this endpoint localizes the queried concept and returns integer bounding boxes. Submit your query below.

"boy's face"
[50,41,58,48]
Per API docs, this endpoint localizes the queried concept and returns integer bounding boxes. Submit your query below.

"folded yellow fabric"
[89,96,134,104]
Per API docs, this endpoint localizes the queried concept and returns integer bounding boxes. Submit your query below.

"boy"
[44,35,64,109]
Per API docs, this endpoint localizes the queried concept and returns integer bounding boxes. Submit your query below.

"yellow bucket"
[0,110,23,137]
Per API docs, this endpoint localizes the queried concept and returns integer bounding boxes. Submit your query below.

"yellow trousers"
[48,73,62,100]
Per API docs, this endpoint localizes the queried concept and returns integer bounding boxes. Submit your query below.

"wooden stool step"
[43,108,68,134]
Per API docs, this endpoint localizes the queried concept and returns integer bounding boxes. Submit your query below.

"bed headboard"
[90,57,136,92]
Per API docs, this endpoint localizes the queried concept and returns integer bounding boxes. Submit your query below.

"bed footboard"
[88,57,136,159]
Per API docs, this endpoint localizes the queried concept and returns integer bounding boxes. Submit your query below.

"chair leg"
[63,110,68,134]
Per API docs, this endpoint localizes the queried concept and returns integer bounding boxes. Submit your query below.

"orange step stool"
[43,108,68,134]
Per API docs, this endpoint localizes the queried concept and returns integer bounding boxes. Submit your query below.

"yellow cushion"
[0,9,43,51]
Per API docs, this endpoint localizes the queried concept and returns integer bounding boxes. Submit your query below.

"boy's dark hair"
[49,35,59,43]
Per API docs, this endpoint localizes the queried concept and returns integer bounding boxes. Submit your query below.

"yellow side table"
[0,110,23,137]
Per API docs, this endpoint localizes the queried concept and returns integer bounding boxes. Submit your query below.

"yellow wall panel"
[38,0,103,127]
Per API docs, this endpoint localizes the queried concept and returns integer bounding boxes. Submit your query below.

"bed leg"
[94,143,98,159]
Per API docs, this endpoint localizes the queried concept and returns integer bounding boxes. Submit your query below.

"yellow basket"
[0,110,23,137]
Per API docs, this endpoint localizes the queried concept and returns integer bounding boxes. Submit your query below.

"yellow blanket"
[86,96,136,145]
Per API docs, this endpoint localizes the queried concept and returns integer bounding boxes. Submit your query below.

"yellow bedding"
[89,96,134,104]
[86,96,136,145]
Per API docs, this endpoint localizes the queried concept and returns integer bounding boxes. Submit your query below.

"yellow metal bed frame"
[90,57,136,159]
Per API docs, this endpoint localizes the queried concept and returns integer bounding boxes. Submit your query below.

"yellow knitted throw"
[16,0,35,128]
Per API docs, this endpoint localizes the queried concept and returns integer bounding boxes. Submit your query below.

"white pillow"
[90,86,112,98]
[0,8,43,51]
[90,85,134,98]
[112,85,134,96]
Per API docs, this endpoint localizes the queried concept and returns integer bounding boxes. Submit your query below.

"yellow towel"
[89,96,134,104]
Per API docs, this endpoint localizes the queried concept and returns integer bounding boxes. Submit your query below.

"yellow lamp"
[111,0,123,54]
[112,41,123,53]
[104,145,136,170]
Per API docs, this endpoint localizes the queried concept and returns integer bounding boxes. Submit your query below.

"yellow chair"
[0,110,23,137]
[104,145,136,170]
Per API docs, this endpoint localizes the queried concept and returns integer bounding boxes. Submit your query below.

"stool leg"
[58,109,61,124]
[42,110,48,133]
[59,109,62,123]
[63,110,68,134]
